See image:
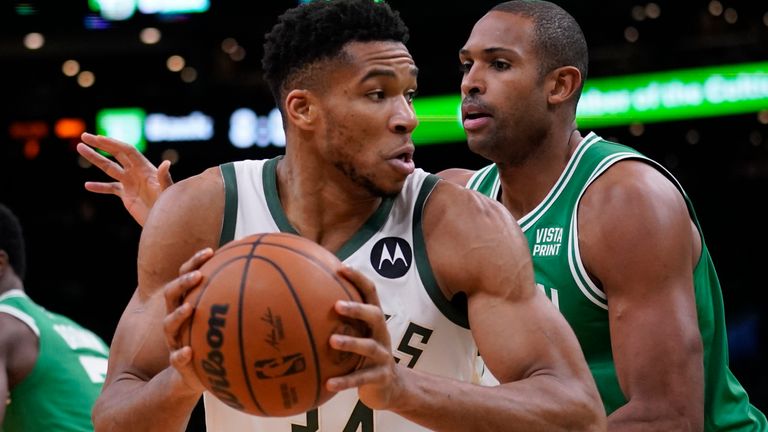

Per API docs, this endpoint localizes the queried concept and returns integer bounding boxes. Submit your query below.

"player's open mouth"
[461,100,493,131]
[464,112,490,120]
[462,111,492,131]
[387,146,415,175]
[396,151,413,163]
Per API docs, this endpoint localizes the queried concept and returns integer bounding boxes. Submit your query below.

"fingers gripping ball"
[182,232,366,417]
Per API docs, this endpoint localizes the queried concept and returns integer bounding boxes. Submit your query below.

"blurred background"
[1,0,766,429]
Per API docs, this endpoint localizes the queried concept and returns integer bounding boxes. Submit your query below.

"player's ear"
[546,66,581,106]
[284,89,317,130]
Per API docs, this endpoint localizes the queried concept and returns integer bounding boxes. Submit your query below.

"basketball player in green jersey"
[0,203,110,431]
[75,1,764,429]
[440,1,766,430]
[78,1,605,431]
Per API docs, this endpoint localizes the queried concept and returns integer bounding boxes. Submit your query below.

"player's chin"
[466,136,493,159]
[365,176,404,198]
[385,156,415,178]
[375,181,405,198]
[360,169,405,198]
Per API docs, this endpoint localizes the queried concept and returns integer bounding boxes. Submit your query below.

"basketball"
[181,232,367,417]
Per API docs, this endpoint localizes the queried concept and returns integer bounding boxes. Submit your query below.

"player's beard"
[333,160,400,199]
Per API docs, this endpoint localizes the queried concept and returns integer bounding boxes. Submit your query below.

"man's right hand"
[77,132,174,226]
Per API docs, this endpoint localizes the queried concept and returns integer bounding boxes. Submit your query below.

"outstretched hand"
[76,132,174,226]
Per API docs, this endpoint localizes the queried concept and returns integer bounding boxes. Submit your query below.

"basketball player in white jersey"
[83,1,605,431]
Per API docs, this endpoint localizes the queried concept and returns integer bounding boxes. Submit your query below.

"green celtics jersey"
[467,132,767,430]
[0,289,109,432]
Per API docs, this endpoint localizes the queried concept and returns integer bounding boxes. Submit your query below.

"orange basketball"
[182,232,366,417]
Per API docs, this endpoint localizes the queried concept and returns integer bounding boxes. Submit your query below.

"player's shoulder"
[581,158,688,235]
[152,166,224,216]
[0,308,38,348]
[424,179,532,299]
[427,179,520,237]
[138,165,227,292]
[166,166,224,195]
[142,165,226,246]
[435,168,476,187]
[588,158,678,205]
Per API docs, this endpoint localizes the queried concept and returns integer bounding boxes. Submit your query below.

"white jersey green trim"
[208,159,479,431]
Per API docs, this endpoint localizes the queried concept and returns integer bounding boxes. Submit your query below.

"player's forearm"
[390,367,604,431]
[93,367,201,432]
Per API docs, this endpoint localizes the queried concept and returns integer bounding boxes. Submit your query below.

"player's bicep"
[425,182,578,381]
[137,168,224,292]
[581,162,702,404]
[469,282,584,384]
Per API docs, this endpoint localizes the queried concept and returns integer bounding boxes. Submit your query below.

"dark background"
[1,1,766,429]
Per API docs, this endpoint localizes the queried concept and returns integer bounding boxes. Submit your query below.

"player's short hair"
[0,204,27,280]
[492,0,588,102]
[262,0,410,106]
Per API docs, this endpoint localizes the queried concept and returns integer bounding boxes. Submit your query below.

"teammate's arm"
[0,312,38,427]
[0,315,13,427]
[92,168,223,431]
[579,160,704,431]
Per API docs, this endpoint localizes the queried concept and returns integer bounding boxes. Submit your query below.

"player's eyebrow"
[459,47,519,58]
[359,66,419,83]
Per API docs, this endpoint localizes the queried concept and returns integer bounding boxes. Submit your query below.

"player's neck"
[0,277,24,297]
[496,128,583,219]
[275,156,382,253]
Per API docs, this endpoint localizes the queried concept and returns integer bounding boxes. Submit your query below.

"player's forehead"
[461,11,534,57]
[341,41,418,80]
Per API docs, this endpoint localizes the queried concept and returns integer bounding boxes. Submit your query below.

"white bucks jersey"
[204,157,479,432]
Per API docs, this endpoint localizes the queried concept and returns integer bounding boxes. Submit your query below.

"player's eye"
[491,60,511,71]
[367,90,386,101]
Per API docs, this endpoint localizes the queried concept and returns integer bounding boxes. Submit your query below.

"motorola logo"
[370,237,412,279]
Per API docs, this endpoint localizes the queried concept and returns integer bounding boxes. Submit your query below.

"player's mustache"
[461,96,493,115]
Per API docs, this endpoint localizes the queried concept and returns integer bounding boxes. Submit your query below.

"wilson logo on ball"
[201,303,244,411]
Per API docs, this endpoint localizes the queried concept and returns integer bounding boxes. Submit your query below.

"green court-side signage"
[96,107,147,153]
[412,95,464,146]
[411,61,768,145]
[576,61,768,128]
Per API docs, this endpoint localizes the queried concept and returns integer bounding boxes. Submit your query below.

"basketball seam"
[238,237,268,416]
